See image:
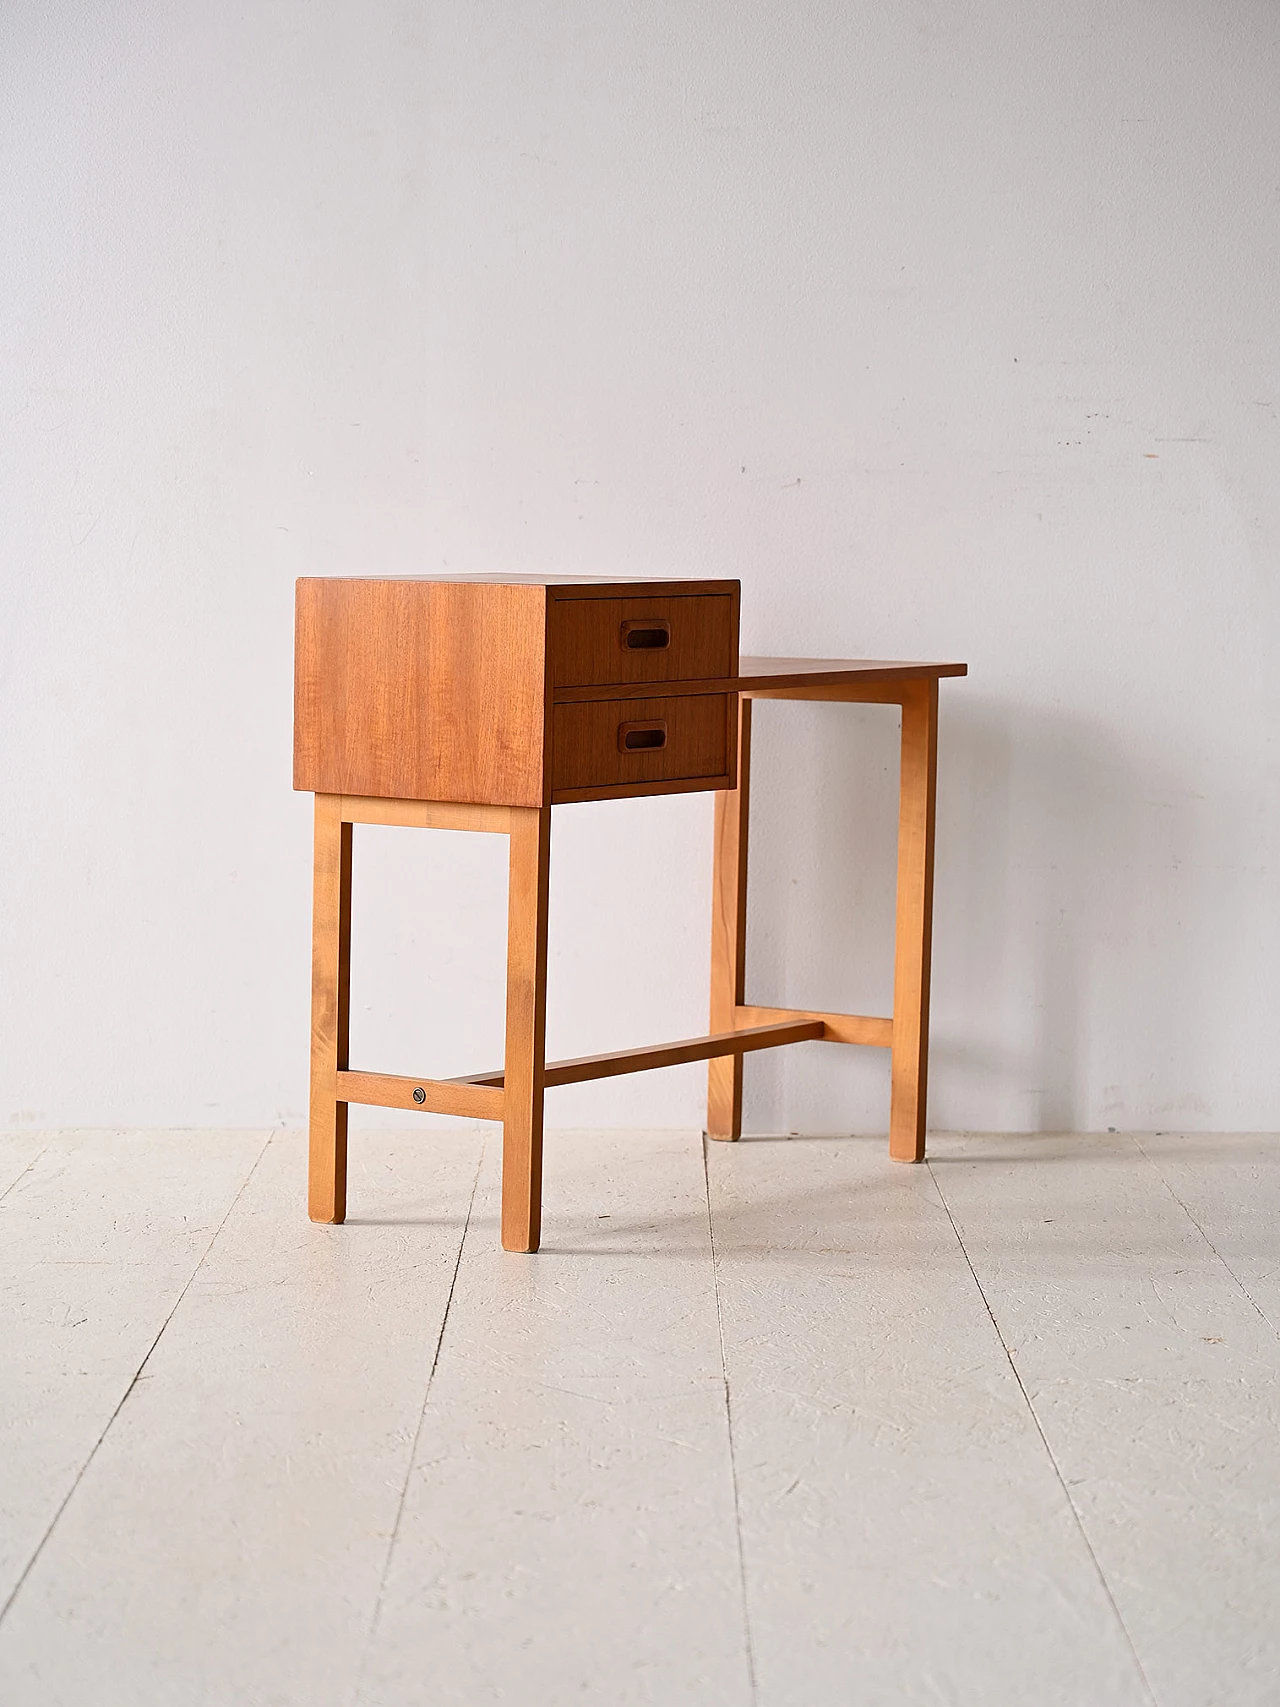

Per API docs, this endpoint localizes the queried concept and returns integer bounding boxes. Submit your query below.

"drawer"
[551,693,734,800]
[550,593,736,689]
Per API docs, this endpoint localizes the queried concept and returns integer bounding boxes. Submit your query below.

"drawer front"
[551,593,736,689]
[552,694,732,797]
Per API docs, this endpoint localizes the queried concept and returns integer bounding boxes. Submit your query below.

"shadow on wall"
[741,694,1224,1134]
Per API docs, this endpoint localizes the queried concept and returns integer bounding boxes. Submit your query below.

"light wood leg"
[309,794,352,1221]
[708,697,752,1139]
[890,679,939,1162]
[502,805,551,1251]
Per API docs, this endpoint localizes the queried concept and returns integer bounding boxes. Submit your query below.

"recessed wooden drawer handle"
[618,719,668,753]
[620,618,671,651]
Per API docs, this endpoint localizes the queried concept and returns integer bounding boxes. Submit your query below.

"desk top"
[739,656,967,690]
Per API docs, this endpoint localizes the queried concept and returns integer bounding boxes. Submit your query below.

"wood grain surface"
[707,695,752,1139]
[501,805,552,1251]
[550,590,737,688]
[294,578,550,806]
[889,676,939,1162]
[551,693,732,795]
[308,794,351,1223]
[456,1017,824,1091]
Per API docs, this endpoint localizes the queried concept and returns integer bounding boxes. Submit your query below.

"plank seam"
[351,1138,485,1702]
[702,1135,759,1706]
[0,1129,275,1631]
[0,1138,52,1206]
[1132,1134,1280,1344]
[925,1158,1159,1707]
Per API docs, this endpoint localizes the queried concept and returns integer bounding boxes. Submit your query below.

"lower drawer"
[551,693,734,801]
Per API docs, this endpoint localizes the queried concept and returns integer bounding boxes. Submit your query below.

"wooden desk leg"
[890,679,939,1162]
[309,793,352,1221]
[502,805,551,1251]
[708,696,752,1140]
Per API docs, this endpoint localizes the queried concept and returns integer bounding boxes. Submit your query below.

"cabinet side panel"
[293,580,547,806]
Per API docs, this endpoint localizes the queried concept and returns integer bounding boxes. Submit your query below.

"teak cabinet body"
[294,575,740,808]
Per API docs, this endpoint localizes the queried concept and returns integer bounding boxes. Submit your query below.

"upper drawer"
[550,592,736,689]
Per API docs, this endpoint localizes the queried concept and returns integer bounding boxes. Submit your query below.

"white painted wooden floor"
[1,1129,1277,1707]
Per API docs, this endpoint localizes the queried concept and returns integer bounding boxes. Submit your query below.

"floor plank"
[0,1129,268,1618]
[3,1129,1278,1706]
[356,1129,751,1707]
[0,1130,482,1707]
[930,1133,1280,1707]
[707,1134,1151,1707]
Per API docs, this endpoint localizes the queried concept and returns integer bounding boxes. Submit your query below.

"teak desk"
[294,575,966,1251]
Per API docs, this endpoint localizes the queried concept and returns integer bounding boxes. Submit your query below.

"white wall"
[3,1,1277,1135]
